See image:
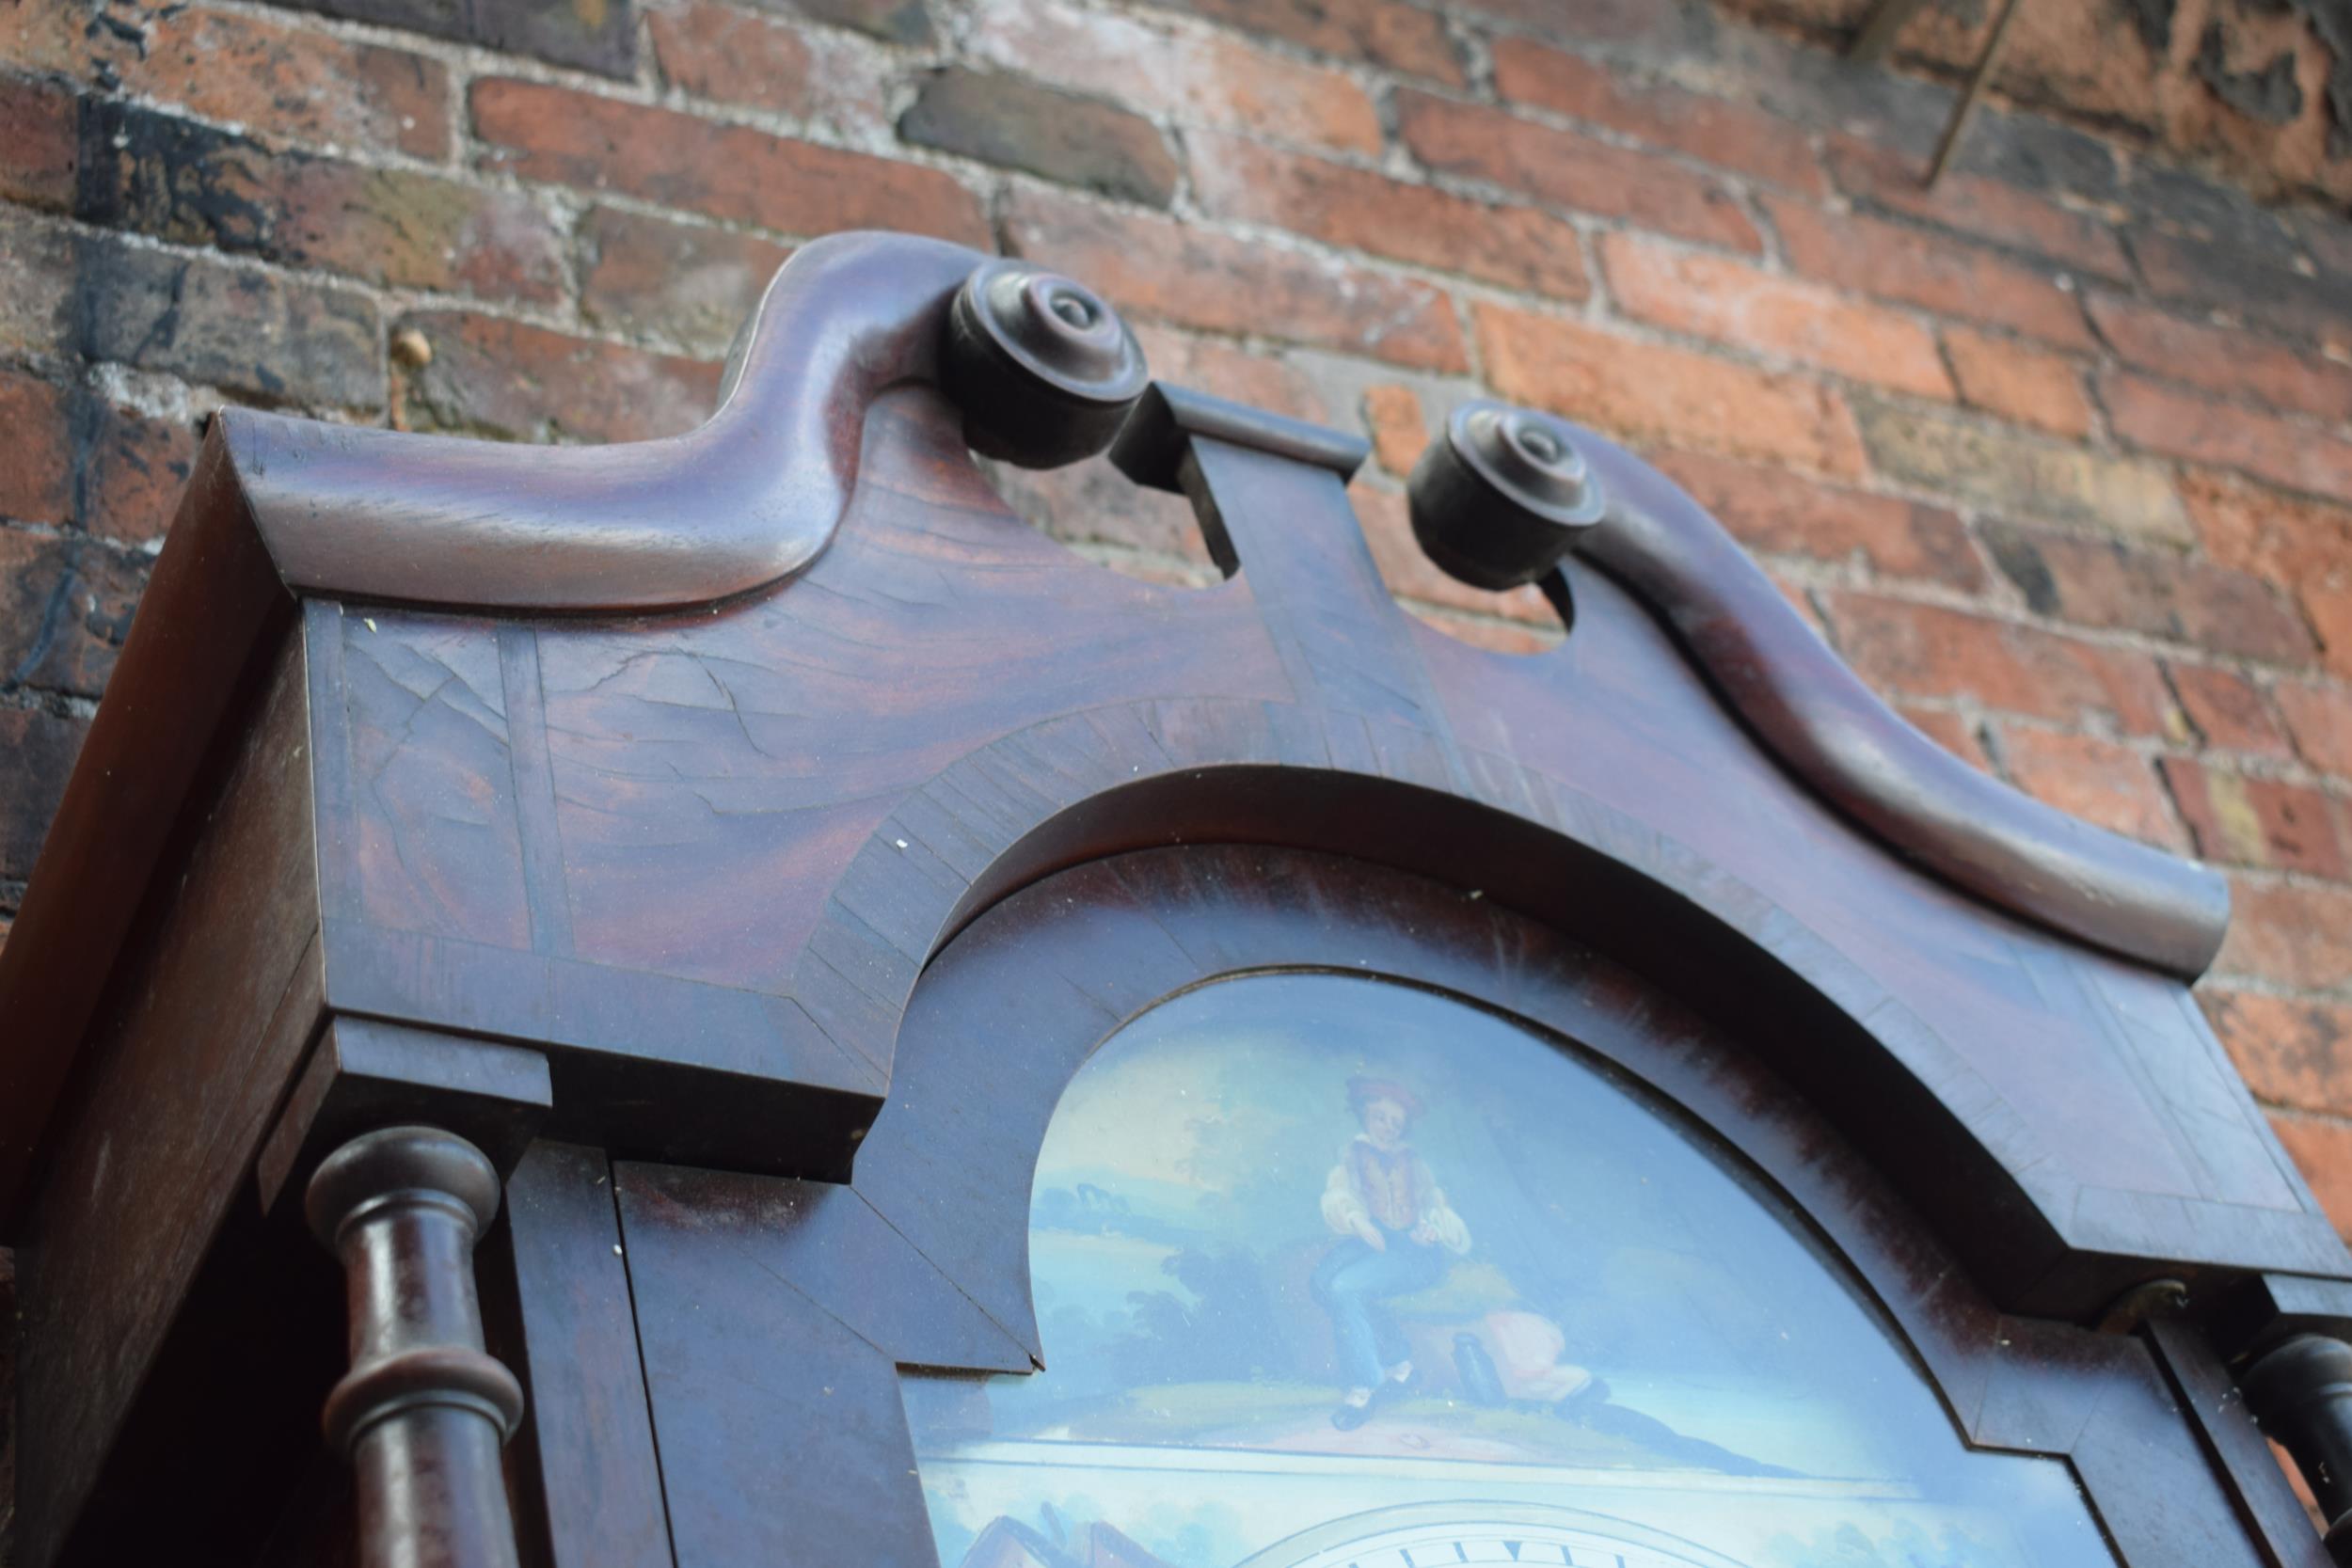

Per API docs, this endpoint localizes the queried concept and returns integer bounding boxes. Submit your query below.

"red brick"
[2222,878,2352,990]
[651,3,867,123]
[2273,1114,2352,1234]
[2104,372,2352,510]
[2311,588,2352,684]
[394,312,722,445]
[1822,593,2178,736]
[1455,0,1712,50]
[0,2,451,160]
[1851,401,2185,542]
[1939,328,2091,439]
[1353,484,1557,626]
[0,211,74,357]
[1005,188,1468,372]
[1768,198,2093,351]
[1131,325,1327,424]
[0,706,88,879]
[580,208,793,358]
[2163,758,2344,876]
[2132,228,2352,358]
[1981,522,2315,665]
[2089,293,2352,427]
[905,69,1179,208]
[654,0,809,115]
[2277,678,2352,780]
[986,458,1215,571]
[1139,0,1462,83]
[1475,304,1864,479]
[1993,727,2184,849]
[1821,136,2131,283]
[1899,705,1994,772]
[0,73,77,212]
[1490,39,1821,196]
[1397,90,1760,255]
[0,372,70,526]
[0,368,198,544]
[2168,663,2294,757]
[1599,233,1949,398]
[2182,474,2352,680]
[0,531,145,700]
[787,0,932,43]
[966,329,1313,562]
[2183,469,2352,582]
[79,400,198,549]
[976,334,1305,559]
[1650,449,1983,589]
[86,103,565,305]
[472,78,990,248]
[1189,134,1588,302]
[967,0,1380,154]
[2206,991,2352,1115]
[1363,386,1428,478]
[67,231,381,411]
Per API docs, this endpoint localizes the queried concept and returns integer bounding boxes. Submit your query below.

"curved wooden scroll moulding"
[0,232,1014,1227]
[1560,426,2231,979]
[231,230,981,610]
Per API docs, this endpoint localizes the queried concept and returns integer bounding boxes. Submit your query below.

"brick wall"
[1724,0,2352,208]
[5,0,2352,1537]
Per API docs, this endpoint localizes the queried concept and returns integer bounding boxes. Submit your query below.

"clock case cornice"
[0,229,2336,1568]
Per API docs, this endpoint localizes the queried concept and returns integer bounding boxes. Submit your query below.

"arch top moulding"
[0,233,2295,1336]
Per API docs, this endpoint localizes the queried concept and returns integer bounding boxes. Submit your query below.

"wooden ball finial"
[1406,400,1606,591]
[942,258,1151,468]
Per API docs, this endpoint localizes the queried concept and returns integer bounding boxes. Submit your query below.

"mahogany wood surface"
[257,1019,553,1215]
[11,630,324,1568]
[308,1126,525,1568]
[241,231,978,611]
[0,437,294,1226]
[3,233,2308,1289]
[1569,427,2229,976]
[614,844,2279,1568]
[271,372,2329,1306]
[4,230,2344,1568]
[2147,1314,2332,1568]
[491,1142,675,1568]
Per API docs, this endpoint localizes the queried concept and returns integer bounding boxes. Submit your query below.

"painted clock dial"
[1237,1503,1745,1568]
[903,973,2117,1568]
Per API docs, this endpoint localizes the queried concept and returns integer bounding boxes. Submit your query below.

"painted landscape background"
[905,973,2115,1568]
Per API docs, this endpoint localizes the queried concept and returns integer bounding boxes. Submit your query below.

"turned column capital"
[308,1124,525,1568]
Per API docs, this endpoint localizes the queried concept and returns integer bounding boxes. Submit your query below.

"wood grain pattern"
[2147,1313,2333,1568]
[4,230,2341,1568]
[11,630,324,1567]
[271,375,2342,1309]
[5,231,2296,1297]
[0,436,294,1228]
[491,1143,675,1568]
[1568,425,2231,978]
[626,844,2280,1568]
[238,231,980,611]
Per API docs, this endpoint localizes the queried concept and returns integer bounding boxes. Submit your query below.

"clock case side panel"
[8,620,340,1568]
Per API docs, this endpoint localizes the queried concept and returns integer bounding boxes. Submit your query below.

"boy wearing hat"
[1311,1077,1472,1429]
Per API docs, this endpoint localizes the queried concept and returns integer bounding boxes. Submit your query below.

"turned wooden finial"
[308,1125,525,1568]
[1406,399,1606,592]
[2244,1333,2352,1563]
[942,256,1150,468]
